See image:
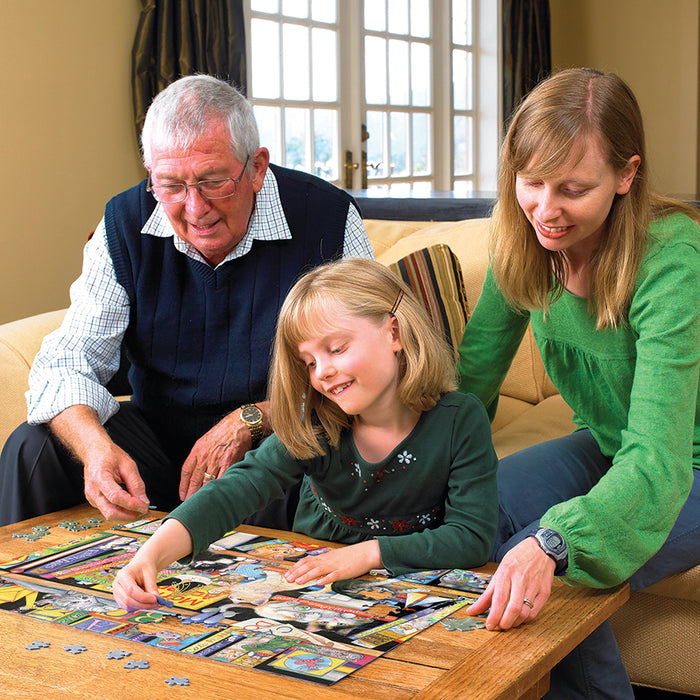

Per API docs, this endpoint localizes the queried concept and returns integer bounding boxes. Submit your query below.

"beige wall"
[0,1,144,324]
[2,2,698,324]
[550,0,700,200]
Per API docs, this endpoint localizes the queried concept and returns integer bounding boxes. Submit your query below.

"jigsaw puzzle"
[0,518,491,686]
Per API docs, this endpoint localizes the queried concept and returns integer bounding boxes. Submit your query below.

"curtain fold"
[502,0,551,131]
[132,0,247,139]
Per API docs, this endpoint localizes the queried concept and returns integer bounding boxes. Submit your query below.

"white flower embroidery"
[397,451,414,464]
[353,462,362,477]
[367,519,380,529]
[418,513,432,525]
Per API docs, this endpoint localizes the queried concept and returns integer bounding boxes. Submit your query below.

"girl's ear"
[617,154,641,195]
[389,315,403,352]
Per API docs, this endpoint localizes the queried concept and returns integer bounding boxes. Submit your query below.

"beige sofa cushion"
[0,309,66,447]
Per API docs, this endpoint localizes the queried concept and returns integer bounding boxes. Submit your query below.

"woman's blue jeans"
[494,429,700,699]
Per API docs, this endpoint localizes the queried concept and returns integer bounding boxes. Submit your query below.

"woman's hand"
[284,540,382,586]
[466,537,555,630]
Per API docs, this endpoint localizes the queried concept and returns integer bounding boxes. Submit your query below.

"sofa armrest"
[0,309,66,449]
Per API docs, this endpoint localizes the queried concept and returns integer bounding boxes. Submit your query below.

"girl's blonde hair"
[268,258,457,459]
[492,67,700,329]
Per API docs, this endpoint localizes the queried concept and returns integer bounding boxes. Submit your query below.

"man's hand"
[284,540,382,586]
[178,401,270,501]
[49,406,150,521]
[466,537,555,631]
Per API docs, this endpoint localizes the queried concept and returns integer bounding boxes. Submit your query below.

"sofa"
[0,212,698,696]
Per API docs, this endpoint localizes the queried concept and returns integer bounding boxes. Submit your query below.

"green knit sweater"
[458,212,700,588]
[168,392,498,575]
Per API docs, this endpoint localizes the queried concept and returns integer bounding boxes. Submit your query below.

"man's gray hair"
[141,75,260,174]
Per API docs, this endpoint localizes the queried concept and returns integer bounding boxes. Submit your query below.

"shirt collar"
[141,167,292,268]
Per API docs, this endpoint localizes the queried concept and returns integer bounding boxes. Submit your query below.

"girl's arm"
[112,519,193,610]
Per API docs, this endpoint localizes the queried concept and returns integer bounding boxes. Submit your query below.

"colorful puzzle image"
[0,519,490,685]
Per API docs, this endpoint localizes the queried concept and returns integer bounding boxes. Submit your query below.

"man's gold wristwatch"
[240,403,264,445]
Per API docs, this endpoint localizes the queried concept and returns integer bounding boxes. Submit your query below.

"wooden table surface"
[0,504,629,700]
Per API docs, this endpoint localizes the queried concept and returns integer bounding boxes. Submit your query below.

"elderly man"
[0,75,372,526]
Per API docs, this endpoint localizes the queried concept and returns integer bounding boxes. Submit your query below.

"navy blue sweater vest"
[104,165,351,461]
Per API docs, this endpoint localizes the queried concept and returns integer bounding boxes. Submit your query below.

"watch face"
[545,532,564,550]
[242,405,262,423]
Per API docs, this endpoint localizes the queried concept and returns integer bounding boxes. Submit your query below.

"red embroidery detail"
[392,519,409,532]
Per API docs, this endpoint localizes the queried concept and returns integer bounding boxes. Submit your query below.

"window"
[246,0,499,193]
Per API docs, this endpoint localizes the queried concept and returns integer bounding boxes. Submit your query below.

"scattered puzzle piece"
[125,659,149,669]
[440,617,486,632]
[86,518,103,524]
[63,644,88,654]
[106,650,132,660]
[26,641,51,650]
[165,676,190,686]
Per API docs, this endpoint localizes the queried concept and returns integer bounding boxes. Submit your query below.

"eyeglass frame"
[146,155,250,204]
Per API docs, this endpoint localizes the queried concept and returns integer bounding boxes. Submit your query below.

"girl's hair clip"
[390,290,404,316]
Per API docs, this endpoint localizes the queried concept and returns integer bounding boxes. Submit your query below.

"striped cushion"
[388,244,469,353]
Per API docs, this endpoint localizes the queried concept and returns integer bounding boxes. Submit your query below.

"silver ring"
[203,472,216,481]
[523,597,534,609]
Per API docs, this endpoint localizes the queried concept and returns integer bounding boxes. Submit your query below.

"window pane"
[411,42,430,106]
[253,105,281,163]
[412,113,430,175]
[388,40,409,105]
[285,108,310,170]
[283,24,310,100]
[312,28,337,101]
[390,112,409,177]
[453,48,472,111]
[282,0,308,18]
[311,0,336,23]
[388,0,409,35]
[251,19,280,99]
[410,0,430,38]
[313,109,338,180]
[365,36,387,104]
[366,111,386,178]
[364,0,386,31]
[453,180,474,196]
[452,0,472,45]
[251,0,279,13]
[454,115,473,175]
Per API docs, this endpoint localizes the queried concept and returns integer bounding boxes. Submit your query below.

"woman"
[458,68,700,698]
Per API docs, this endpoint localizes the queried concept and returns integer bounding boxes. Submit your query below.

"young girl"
[113,258,498,610]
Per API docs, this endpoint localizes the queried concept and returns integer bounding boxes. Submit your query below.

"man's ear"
[250,147,270,193]
[617,154,641,195]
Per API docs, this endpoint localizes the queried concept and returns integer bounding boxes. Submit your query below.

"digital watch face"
[546,532,563,550]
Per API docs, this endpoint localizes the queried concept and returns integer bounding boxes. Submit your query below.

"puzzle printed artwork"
[0,519,490,686]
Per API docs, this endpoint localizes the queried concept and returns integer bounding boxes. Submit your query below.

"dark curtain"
[502,0,551,131]
[131,0,247,138]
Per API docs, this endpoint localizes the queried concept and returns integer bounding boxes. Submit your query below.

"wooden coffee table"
[0,504,628,699]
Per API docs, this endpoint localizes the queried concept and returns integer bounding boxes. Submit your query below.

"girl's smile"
[297,311,403,422]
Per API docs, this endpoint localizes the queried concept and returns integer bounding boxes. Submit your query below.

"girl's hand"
[112,519,194,611]
[112,558,160,611]
[284,540,382,586]
[465,537,555,630]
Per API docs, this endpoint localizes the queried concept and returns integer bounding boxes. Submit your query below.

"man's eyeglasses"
[147,156,250,204]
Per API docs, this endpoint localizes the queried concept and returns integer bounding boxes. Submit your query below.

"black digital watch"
[529,527,568,576]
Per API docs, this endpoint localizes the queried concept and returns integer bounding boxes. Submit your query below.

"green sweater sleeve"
[541,216,700,587]
[376,394,499,574]
[165,435,305,556]
[458,266,530,420]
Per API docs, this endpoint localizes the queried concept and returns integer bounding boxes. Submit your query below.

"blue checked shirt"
[27,169,373,425]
